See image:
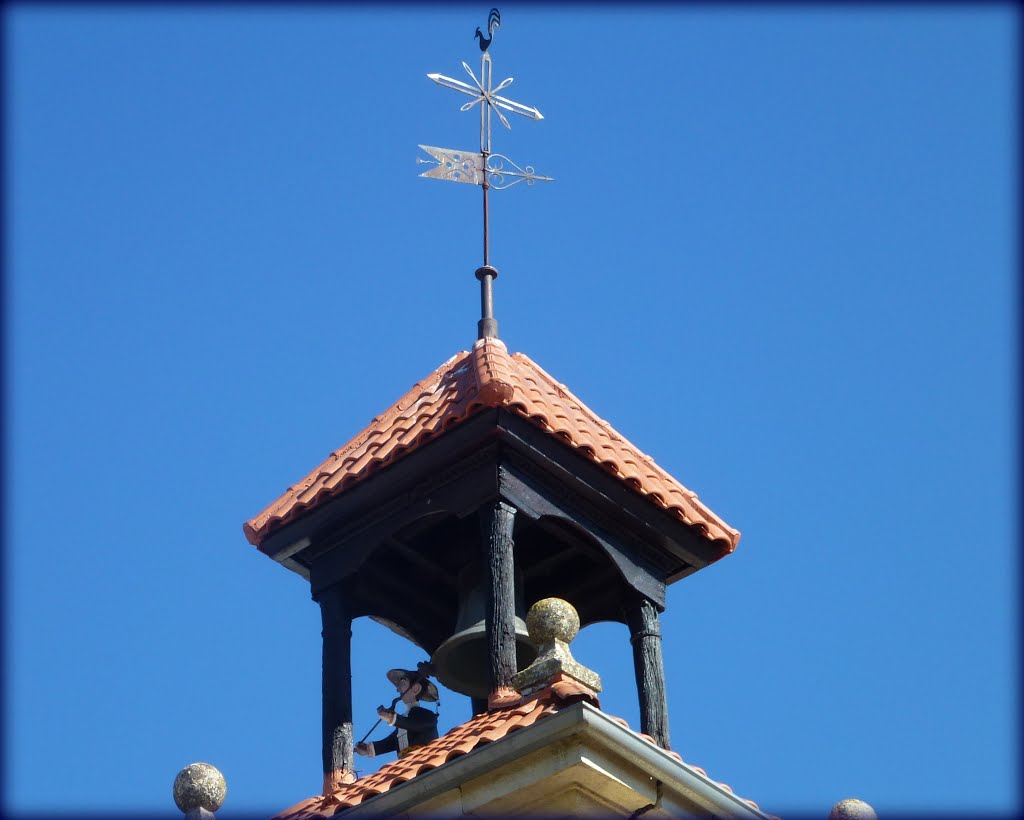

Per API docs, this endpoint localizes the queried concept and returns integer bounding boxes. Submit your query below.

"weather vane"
[417,8,551,340]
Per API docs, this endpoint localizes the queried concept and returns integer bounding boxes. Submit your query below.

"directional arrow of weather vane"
[417,8,552,267]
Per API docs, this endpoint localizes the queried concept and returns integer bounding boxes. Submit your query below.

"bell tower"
[244,337,738,792]
[242,9,739,796]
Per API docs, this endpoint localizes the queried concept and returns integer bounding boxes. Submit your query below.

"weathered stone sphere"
[173,762,226,813]
[829,798,877,819]
[526,597,580,645]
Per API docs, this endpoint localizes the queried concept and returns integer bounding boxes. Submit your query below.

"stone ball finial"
[829,798,877,819]
[525,597,580,645]
[173,762,226,814]
[513,597,600,697]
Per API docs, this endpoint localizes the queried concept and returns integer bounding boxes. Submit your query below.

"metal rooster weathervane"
[417,8,552,272]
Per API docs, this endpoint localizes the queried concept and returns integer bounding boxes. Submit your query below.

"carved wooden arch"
[517,512,665,627]
[498,468,667,611]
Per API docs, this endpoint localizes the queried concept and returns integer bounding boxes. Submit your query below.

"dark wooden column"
[480,501,518,707]
[626,594,670,749]
[316,584,355,793]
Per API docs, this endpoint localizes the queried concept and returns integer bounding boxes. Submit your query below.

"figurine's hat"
[387,668,439,703]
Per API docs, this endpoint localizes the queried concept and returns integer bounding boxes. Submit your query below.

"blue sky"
[5,5,1016,817]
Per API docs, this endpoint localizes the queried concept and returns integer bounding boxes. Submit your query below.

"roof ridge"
[510,351,622,434]
[243,350,473,544]
[510,352,740,548]
[471,336,516,406]
[380,350,470,420]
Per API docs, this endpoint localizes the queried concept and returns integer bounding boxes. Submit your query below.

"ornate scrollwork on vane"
[485,154,554,190]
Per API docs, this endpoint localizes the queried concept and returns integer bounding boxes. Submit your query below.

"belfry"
[242,10,775,818]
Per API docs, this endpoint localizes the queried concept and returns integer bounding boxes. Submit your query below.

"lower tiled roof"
[245,338,740,553]
[273,681,767,819]
[274,683,582,819]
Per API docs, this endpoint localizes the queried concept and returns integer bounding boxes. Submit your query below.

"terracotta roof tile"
[272,683,766,819]
[245,339,739,552]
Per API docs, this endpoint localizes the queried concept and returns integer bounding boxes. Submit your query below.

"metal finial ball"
[173,762,226,813]
[829,798,877,819]
[526,597,580,645]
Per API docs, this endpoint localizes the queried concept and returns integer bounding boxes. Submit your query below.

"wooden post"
[480,501,518,707]
[316,584,355,794]
[626,594,670,749]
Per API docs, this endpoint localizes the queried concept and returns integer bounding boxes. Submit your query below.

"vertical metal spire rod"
[476,43,498,338]
[479,49,495,338]
[483,175,490,266]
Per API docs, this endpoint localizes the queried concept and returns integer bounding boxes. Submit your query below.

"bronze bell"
[431,561,538,699]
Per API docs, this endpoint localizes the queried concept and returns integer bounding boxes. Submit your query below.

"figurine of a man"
[355,665,439,760]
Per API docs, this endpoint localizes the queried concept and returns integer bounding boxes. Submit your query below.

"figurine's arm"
[358,729,398,757]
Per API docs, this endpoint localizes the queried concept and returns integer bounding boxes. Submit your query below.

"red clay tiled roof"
[273,681,767,819]
[245,338,740,553]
